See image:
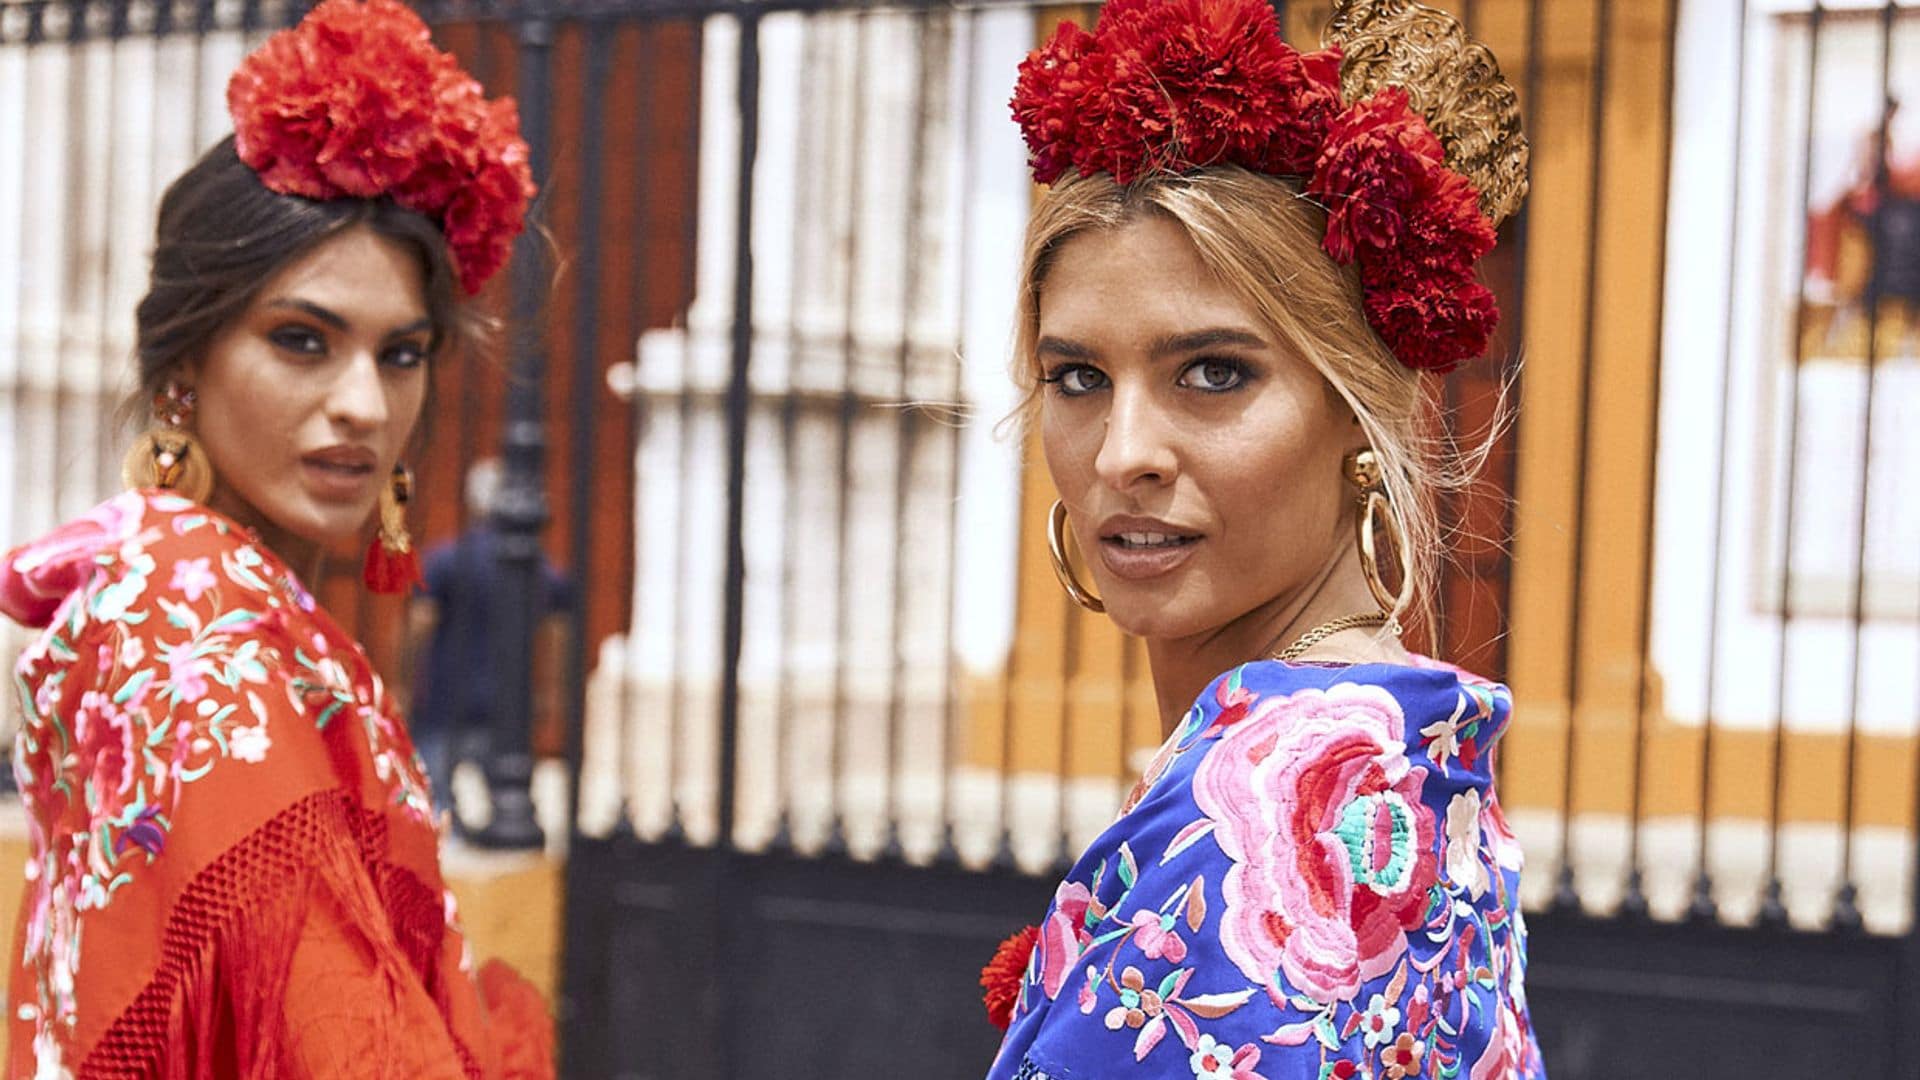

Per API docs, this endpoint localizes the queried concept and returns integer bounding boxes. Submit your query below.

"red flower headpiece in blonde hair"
[1011,0,1516,373]
[227,0,536,295]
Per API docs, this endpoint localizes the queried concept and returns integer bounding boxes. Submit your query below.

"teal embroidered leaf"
[115,670,154,706]
[1118,843,1138,889]
[1156,970,1180,1000]
[205,608,260,635]
[1313,1013,1340,1050]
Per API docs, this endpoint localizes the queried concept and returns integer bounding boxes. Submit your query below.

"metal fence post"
[473,5,554,851]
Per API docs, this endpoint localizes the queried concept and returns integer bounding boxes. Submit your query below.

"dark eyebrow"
[264,298,432,340]
[1034,335,1098,360]
[1150,328,1267,357]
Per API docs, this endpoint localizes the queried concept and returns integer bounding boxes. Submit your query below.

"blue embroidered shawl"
[988,658,1545,1080]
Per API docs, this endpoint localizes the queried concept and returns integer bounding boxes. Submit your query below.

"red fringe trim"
[78,791,483,1079]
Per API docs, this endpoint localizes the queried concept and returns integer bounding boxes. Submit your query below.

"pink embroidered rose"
[1191,683,1437,1007]
[1035,880,1094,1000]
[72,691,136,812]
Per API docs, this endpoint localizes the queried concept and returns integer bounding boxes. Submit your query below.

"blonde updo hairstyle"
[1013,166,1497,644]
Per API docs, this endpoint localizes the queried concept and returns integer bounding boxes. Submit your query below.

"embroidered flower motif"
[1382,1032,1424,1079]
[1191,683,1438,1006]
[169,557,217,602]
[91,556,151,623]
[162,640,212,705]
[73,692,135,812]
[1104,965,1165,1030]
[1078,967,1100,1014]
[1445,790,1490,899]
[1358,991,1400,1049]
[1318,1061,1359,1080]
[1036,880,1095,1000]
[1188,1033,1268,1080]
[1419,714,1465,771]
[1129,908,1190,963]
[228,724,272,764]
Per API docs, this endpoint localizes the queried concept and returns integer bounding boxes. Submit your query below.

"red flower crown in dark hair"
[226,0,536,295]
[1011,0,1511,373]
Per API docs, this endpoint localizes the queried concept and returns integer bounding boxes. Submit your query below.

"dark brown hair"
[128,135,474,419]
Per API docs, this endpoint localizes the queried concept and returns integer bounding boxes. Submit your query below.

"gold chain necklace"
[1272,611,1393,662]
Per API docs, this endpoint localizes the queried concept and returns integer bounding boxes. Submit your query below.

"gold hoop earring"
[1346,449,1413,632]
[122,382,213,503]
[1047,499,1105,613]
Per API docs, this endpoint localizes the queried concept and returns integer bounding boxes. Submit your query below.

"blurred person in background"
[0,0,551,1074]
[408,458,574,838]
[978,1,1544,1077]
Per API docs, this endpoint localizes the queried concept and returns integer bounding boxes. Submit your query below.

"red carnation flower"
[1309,88,1449,263]
[1393,167,1498,276]
[1362,273,1500,373]
[980,924,1039,1030]
[1012,21,1106,185]
[227,0,535,294]
[1005,0,1509,375]
[1094,0,1295,180]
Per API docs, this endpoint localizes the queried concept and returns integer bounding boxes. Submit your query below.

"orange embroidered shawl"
[1,491,552,1078]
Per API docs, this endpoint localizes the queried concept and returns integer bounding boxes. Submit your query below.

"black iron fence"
[4,0,1920,1077]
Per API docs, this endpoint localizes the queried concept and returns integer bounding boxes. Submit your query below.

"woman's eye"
[268,326,326,356]
[383,342,429,370]
[1044,364,1109,396]
[1178,358,1247,392]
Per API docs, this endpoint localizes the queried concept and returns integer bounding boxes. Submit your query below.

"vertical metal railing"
[475,1,555,850]
[1688,0,1750,927]
[1832,0,1901,936]
[1550,0,1614,916]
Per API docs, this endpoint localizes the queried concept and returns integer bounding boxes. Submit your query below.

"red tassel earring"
[364,463,424,594]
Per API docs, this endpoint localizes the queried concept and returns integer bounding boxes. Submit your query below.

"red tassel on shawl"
[363,534,423,595]
[980,925,1038,1030]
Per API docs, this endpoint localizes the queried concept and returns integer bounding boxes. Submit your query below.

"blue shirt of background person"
[409,458,576,831]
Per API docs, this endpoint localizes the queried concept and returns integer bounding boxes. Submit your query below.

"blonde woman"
[979,1,1544,1077]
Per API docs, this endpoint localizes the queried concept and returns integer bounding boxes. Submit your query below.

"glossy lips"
[1096,514,1202,582]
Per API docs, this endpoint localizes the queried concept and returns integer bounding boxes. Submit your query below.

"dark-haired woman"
[0,1,550,1075]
